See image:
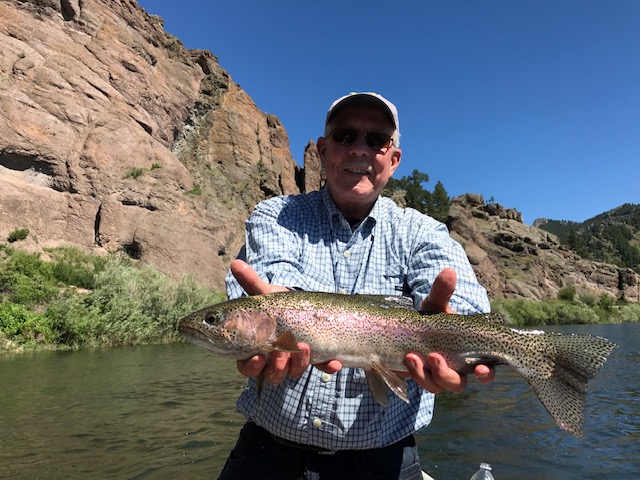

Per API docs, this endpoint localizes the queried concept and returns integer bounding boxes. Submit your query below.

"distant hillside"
[535,204,640,273]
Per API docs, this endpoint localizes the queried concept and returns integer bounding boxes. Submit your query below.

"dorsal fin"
[354,294,415,310]
[481,313,505,324]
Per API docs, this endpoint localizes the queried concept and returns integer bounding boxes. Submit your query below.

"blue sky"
[138,1,639,225]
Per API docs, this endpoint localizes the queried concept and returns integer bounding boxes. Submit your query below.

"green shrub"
[0,250,59,306]
[43,293,94,346]
[490,297,599,326]
[43,253,224,347]
[185,184,202,196]
[85,255,223,345]
[553,301,599,324]
[47,246,107,289]
[557,285,576,302]
[0,302,32,336]
[124,167,146,179]
[579,294,597,307]
[0,246,225,350]
[7,228,29,243]
[0,302,56,344]
[616,304,640,323]
[598,293,615,310]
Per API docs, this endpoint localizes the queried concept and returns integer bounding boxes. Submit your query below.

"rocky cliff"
[1,0,638,303]
[0,0,299,289]
[448,194,639,302]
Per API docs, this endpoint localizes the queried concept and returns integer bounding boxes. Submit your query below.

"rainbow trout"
[178,291,616,437]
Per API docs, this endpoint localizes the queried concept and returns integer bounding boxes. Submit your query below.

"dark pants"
[217,421,424,480]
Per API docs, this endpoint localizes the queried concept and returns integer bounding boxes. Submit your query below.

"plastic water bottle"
[470,462,495,480]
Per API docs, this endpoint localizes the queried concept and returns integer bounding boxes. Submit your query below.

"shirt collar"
[321,186,388,227]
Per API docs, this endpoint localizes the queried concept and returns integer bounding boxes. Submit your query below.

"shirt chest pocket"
[381,263,408,294]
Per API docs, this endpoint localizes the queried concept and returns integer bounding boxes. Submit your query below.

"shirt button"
[343,250,351,258]
[313,418,322,428]
[321,373,331,383]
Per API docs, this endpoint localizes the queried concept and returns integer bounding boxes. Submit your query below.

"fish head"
[178,298,277,359]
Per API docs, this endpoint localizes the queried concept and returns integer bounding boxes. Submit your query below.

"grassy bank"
[0,245,224,353]
[491,296,640,326]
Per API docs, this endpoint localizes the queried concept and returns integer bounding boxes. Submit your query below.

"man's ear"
[317,137,327,165]
[389,148,402,174]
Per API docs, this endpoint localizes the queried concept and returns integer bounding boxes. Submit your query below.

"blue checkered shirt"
[225,187,490,451]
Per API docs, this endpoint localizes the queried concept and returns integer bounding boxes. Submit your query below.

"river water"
[0,323,638,479]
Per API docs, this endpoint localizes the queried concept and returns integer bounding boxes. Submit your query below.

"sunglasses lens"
[366,132,392,150]
[331,128,358,145]
[329,128,392,150]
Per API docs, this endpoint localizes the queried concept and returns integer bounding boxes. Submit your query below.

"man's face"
[317,104,402,217]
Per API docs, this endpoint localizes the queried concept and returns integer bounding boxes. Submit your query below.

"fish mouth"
[179,326,229,355]
[177,324,200,337]
[178,325,215,345]
[179,324,257,359]
[179,325,205,341]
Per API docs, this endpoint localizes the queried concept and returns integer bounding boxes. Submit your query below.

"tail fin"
[526,333,616,437]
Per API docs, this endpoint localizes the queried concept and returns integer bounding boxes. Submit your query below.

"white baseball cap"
[325,92,400,145]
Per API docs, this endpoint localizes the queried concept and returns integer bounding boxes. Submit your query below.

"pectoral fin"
[368,361,410,405]
[265,332,300,353]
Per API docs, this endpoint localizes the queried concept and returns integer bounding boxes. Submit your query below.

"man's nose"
[348,133,371,155]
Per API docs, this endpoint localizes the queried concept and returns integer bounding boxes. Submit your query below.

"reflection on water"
[0,345,246,479]
[0,323,638,479]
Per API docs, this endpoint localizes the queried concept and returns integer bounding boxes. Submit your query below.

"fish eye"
[203,311,222,326]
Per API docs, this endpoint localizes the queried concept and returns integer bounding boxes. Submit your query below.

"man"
[220,92,493,480]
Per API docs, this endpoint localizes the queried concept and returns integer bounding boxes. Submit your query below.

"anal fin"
[368,361,410,405]
[366,371,391,406]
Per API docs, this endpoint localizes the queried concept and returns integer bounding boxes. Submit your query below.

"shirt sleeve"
[406,216,491,315]
[225,197,310,299]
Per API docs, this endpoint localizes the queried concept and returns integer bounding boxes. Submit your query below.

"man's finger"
[230,259,271,295]
[314,360,343,374]
[474,364,495,385]
[230,259,288,295]
[420,268,457,313]
[288,343,311,378]
[265,351,291,385]
[427,353,467,393]
[405,353,443,394]
[237,355,267,378]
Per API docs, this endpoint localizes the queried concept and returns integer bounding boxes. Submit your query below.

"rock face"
[1,0,638,302]
[0,0,299,289]
[448,194,639,302]
[301,140,324,193]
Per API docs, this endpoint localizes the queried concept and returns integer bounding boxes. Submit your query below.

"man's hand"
[230,259,342,383]
[404,268,495,394]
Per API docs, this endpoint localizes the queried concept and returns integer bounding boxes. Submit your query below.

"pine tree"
[429,180,451,222]
[383,170,450,221]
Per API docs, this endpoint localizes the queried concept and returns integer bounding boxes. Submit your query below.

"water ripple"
[1,326,639,479]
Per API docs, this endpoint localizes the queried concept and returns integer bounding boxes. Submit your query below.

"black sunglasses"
[328,127,393,151]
